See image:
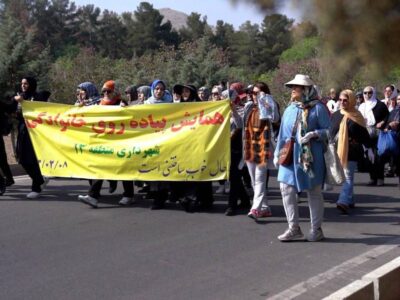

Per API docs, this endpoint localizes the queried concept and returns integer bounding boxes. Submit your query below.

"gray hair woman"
[137,85,151,104]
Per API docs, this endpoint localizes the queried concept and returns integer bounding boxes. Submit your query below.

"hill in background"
[159,8,189,30]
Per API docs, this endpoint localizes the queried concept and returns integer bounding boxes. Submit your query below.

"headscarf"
[20,77,37,100]
[337,89,366,168]
[230,82,247,105]
[145,79,173,104]
[358,86,378,126]
[100,80,121,105]
[173,84,200,102]
[137,85,151,100]
[77,82,100,106]
[383,84,398,112]
[125,85,138,99]
[198,86,210,101]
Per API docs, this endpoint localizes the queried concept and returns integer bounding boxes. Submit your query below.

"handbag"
[278,138,294,166]
[278,112,300,166]
[324,142,345,185]
[377,130,399,156]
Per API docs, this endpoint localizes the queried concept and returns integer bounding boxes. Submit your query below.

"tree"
[258,14,293,71]
[229,21,260,70]
[129,2,179,56]
[179,12,210,41]
[30,0,77,58]
[0,0,52,96]
[211,20,234,49]
[291,21,318,43]
[96,10,128,59]
[71,4,101,51]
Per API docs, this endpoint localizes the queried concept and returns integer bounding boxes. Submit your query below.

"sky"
[72,0,302,28]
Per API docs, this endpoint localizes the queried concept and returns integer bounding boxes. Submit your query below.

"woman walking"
[274,74,330,242]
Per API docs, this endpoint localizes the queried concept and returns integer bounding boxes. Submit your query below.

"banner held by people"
[22,100,231,181]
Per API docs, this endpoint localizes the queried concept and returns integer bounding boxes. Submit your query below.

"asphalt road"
[1,172,399,300]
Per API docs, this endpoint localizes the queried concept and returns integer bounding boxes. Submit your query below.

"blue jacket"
[274,101,330,191]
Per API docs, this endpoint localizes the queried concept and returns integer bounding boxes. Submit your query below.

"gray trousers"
[280,183,324,231]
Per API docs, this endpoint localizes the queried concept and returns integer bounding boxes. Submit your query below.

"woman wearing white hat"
[274,74,330,242]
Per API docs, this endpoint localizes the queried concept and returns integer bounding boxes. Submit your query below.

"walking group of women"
[1,73,399,242]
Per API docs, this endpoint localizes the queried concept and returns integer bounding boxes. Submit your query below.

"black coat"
[329,111,372,162]
[0,98,17,135]
[12,92,49,165]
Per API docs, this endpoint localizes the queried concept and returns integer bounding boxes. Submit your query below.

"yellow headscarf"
[337,89,366,168]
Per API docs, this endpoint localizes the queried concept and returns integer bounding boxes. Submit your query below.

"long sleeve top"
[329,111,372,162]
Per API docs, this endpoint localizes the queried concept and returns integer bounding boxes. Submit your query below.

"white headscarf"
[358,86,378,126]
[381,84,398,112]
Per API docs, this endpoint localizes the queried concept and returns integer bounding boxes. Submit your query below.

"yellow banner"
[22,100,231,181]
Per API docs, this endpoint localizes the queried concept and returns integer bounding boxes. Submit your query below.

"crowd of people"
[0,74,399,242]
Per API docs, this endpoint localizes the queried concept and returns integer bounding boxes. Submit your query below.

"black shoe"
[151,198,164,210]
[0,180,5,196]
[180,198,195,213]
[138,185,150,193]
[336,203,349,214]
[199,201,213,211]
[385,171,395,178]
[108,181,117,193]
[225,207,236,216]
[5,178,14,187]
[238,201,251,210]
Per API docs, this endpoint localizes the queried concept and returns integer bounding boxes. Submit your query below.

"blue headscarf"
[145,79,172,104]
[76,82,100,106]
[78,82,100,99]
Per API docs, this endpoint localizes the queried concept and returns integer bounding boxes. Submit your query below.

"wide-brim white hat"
[285,74,315,88]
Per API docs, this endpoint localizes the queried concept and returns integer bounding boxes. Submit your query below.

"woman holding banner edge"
[13,77,50,199]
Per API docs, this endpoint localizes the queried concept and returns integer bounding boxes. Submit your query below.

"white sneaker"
[307,228,325,242]
[78,195,98,208]
[278,226,304,242]
[215,185,225,194]
[119,197,135,206]
[27,191,41,199]
[224,181,230,194]
[41,177,50,190]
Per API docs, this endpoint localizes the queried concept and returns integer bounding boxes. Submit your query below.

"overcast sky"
[72,0,302,28]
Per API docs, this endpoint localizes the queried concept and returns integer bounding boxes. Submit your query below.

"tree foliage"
[2,0,395,105]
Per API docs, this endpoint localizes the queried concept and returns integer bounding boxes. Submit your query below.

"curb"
[324,256,400,300]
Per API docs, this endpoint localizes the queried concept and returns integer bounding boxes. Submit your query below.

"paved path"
[0,172,399,299]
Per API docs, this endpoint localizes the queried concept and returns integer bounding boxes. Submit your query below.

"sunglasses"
[252,91,259,96]
[102,89,113,94]
[338,98,348,102]
[363,91,373,95]
[212,93,219,96]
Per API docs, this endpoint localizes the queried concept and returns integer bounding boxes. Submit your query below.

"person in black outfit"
[0,97,17,192]
[381,105,400,187]
[13,77,49,198]
[358,86,389,186]
[329,89,372,214]
[225,102,250,216]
